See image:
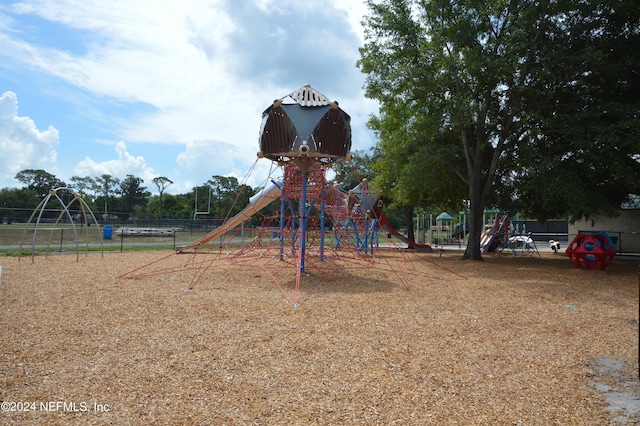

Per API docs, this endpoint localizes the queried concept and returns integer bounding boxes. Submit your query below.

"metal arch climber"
[19,187,104,263]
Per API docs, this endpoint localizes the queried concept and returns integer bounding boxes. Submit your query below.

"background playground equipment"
[565,232,617,270]
[120,85,463,306]
[18,187,103,262]
[480,214,540,256]
[430,211,453,246]
[418,212,468,248]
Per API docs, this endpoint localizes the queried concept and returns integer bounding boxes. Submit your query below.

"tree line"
[0,159,388,225]
[0,169,258,222]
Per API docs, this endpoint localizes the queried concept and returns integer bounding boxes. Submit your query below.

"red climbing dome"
[565,233,616,270]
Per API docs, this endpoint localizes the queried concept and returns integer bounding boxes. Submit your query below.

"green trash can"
[103,225,113,240]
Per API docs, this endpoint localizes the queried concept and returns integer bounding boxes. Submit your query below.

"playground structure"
[427,211,460,248]
[120,84,464,305]
[19,187,103,262]
[566,232,617,270]
[480,214,540,256]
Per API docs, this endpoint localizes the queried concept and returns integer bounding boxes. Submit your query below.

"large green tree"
[93,174,120,219]
[234,184,256,217]
[207,176,243,217]
[507,0,640,223]
[0,187,39,222]
[368,100,467,243]
[69,176,96,198]
[331,149,376,191]
[119,174,150,218]
[152,176,173,211]
[359,0,640,260]
[15,169,66,198]
[145,193,192,218]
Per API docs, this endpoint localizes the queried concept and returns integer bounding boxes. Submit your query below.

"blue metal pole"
[320,185,326,262]
[372,219,379,253]
[289,200,297,255]
[370,219,376,254]
[299,167,308,273]
[364,217,369,254]
[279,185,286,261]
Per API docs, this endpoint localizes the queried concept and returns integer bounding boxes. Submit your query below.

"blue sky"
[0,0,378,194]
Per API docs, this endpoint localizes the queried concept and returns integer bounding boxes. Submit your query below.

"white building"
[568,195,640,254]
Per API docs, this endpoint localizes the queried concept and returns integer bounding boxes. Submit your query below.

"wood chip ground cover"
[0,251,638,425]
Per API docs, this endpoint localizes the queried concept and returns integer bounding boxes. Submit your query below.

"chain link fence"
[0,208,257,255]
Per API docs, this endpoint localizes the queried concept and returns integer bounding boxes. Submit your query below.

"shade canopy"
[436,212,453,221]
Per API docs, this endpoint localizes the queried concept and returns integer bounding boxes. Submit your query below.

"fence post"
[618,232,622,255]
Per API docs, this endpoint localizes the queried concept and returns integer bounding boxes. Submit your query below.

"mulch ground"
[0,250,638,425]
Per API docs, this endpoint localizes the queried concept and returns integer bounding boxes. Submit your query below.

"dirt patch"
[0,251,638,424]
[591,357,640,424]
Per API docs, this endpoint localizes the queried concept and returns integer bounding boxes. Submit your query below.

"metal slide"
[179,179,283,251]
[480,231,496,253]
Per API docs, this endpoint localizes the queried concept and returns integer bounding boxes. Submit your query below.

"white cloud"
[175,140,247,191]
[1,0,369,144]
[330,0,369,42]
[172,139,283,193]
[0,0,379,191]
[74,141,156,184]
[0,91,59,185]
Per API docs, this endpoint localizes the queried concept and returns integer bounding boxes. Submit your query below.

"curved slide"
[178,179,283,252]
[377,212,433,252]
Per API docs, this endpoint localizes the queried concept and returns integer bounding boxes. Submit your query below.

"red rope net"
[118,163,465,306]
